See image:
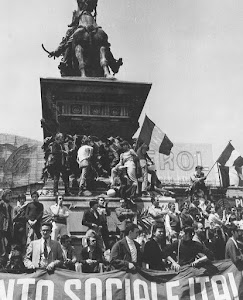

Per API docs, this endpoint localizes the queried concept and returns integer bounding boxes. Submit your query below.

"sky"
[1,0,243,161]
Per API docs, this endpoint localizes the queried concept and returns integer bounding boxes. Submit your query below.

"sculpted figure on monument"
[47,0,123,77]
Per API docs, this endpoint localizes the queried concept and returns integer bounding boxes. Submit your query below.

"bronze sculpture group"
[44,0,122,78]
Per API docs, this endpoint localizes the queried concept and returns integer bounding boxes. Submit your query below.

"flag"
[137,115,173,155]
[217,142,243,167]
[218,165,240,187]
[217,142,243,187]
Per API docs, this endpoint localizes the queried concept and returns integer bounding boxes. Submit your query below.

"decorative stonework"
[40,78,151,140]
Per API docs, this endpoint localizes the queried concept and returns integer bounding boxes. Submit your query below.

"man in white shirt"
[110,223,142,270]
[24,222,63,271]
[77,137,93,196]
[49,195,69,240]
[148,196,168,225]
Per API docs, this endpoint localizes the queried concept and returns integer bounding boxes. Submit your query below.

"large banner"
[0,260,242,300]
[149,143,216,186]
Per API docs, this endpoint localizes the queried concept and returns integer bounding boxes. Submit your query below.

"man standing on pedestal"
[77,136,94,196]
[51,133,72,196]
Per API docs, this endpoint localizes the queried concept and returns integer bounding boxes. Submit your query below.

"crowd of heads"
[1,185,243,273]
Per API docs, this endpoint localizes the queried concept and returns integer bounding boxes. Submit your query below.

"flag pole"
[217,162,222,187]
[206,140,232,178]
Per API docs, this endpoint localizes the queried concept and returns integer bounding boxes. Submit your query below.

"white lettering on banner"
[35,280,54,300]
[150,282,158,300]
[166,281,180,300]
[106,278,122,300]
[85,278,102,300]
[0,279,15,300]
[64,279,81,300]
[196,277,210,300]
[133,279,150,300]
[227,273,239,300]
[17,278,35,300]
[235,199,243,207]
[177,152,194,171]
[211,275,231,300]
[125,279,132,300]
[159,152,174,170]
[158,152,203,171]
[188,278,196,300]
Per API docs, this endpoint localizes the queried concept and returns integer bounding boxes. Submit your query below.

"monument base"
[40,77,151,140]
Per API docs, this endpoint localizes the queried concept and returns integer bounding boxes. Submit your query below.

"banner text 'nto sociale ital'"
[0,260,242,300]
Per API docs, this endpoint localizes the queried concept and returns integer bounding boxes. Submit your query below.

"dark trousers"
[53,167,69,194]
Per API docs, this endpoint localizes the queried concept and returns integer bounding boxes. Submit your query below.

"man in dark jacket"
[82,200,102,230]
[80,236,104,273]
[164,226,214,272]
[50,133,71,196]
[110,223,142,271]
[225,223,243,268]
[143,224,166,270]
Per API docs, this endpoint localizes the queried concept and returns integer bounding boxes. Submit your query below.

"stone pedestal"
[40,77,151,140]
[39,76,154,240]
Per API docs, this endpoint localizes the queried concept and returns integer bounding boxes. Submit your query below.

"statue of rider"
[49,0,122,77]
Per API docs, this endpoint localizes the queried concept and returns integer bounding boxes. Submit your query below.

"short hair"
[120,140,130,147]
[193,222,203,231]
[89,200,98,208]
[60,235,71,243]
[168,202,175,209]
[55,132,64,141]
[227,223,239,234]
[124,223,139,236]
[41,222,52,230]
[56,194,63,203]
[31,191,39,198]
[2,189,12,201]
[152,223,165,234]
[184,226,194,235]
[18,194,26,201]
[151,196,157,203]
[87,236,97,245]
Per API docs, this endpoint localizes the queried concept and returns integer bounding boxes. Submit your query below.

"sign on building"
[0,134,44,188]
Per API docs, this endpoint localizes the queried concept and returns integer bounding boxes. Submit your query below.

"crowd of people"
[1,187,243,274]
[41,133,165,199]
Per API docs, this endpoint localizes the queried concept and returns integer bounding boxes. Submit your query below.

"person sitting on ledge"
[111,141,138,202]
[59,235,77,271]
[80,235,104,273]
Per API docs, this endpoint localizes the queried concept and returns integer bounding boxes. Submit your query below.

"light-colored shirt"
[77,145,93,164]
[50,204,69,218]
[148,204,166,222]
[126,236,137,263]
[208,213,223,228]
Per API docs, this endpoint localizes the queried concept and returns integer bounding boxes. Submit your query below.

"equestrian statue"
[43,0,123,78]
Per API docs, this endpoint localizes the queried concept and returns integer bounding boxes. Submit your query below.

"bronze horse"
[47,0,122,77]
